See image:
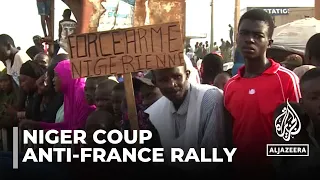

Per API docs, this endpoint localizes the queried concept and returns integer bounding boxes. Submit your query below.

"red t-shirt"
[224,59,301,167]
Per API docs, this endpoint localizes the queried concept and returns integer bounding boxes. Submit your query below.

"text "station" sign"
[247,7,290,16]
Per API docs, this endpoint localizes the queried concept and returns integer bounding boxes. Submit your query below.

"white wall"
[0,0,75,51]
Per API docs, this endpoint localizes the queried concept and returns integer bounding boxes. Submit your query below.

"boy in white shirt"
[0,34,30,86]
[59,9,77,51]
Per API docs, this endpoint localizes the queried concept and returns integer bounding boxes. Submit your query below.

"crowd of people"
[187,24,234,64]
[0,7,320,179]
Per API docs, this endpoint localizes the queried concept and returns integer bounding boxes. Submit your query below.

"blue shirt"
[232,48,245,76]
[117,77,124,82]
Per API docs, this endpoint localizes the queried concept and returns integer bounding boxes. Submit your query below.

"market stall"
[268,18,320,62]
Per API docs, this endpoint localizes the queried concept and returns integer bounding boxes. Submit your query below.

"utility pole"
[49,0,55,58]
[316,0,320,20]
[234,0,240,44]
[182,0,186,43]
[210,0,214,52]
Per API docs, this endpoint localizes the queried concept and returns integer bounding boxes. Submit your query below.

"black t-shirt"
[25,93,42,121]
[40,93,64,123]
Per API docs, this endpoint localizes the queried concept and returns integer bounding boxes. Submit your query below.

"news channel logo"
[267,100,309,157]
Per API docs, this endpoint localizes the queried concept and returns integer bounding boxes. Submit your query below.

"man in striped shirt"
[224,9,301,176]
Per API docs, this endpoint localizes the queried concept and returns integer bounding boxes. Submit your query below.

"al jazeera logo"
[267,100,309,156]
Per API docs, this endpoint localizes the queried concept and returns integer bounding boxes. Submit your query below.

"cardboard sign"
[68,22,184,78]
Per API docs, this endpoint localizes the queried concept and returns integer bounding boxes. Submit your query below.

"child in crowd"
[84,78,98,106]
[111,82,125,117]
[95,79,118,113]
[73,110,136,179]
[300,68,320,147]
[84,76,117,105]
[213,72,231,90]
[84,110,117,148]
[85,76,117,106]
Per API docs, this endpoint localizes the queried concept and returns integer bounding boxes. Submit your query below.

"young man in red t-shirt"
[224,9,301,175]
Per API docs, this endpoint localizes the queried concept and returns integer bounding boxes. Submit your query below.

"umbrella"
[272,18,320,53]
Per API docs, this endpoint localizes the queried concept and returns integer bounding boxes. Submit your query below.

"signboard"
[247,7,291,16]
[68,22,184,78]
[97,0,135,31]
[134,0,185,37]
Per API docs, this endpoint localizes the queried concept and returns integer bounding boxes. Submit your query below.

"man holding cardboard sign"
[67,21,225,172]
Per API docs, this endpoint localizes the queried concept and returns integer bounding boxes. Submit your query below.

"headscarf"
[39,60,96,131]
[293,65,316,79]
[20,60,46,79]
[184,55,200,84]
